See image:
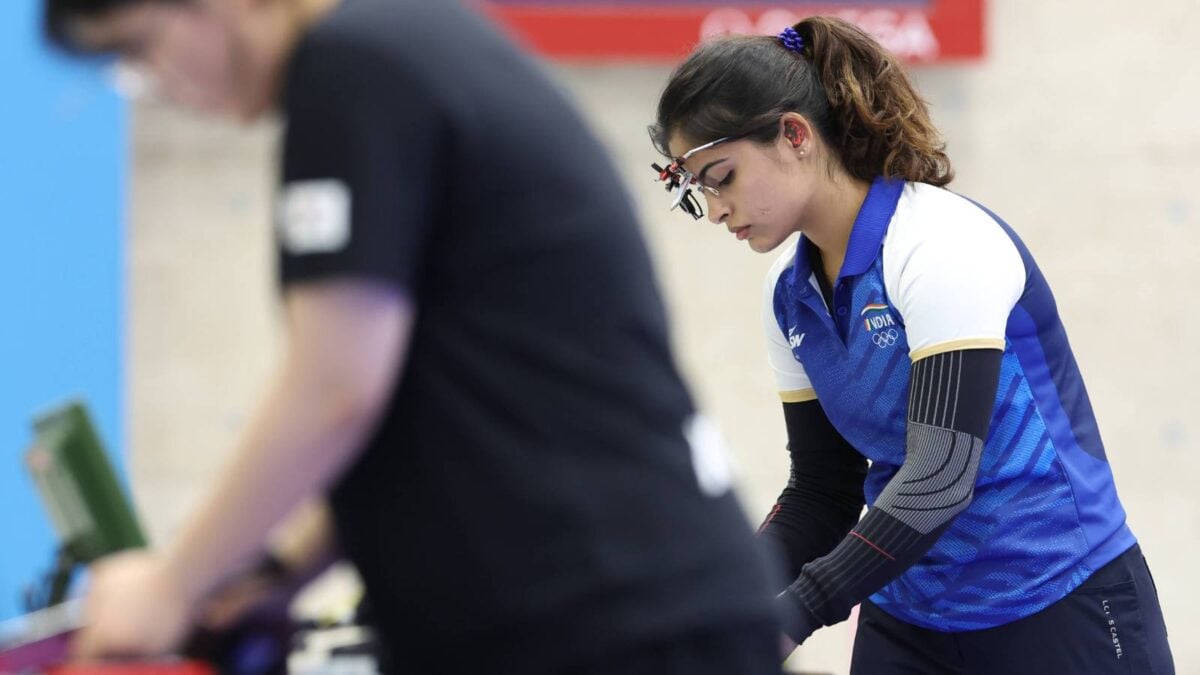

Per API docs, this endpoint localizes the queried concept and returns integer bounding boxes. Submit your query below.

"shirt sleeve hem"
[780,388,819,403]
[909,338,1005,362]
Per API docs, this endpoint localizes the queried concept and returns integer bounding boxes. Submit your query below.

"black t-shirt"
[276,0,776,670]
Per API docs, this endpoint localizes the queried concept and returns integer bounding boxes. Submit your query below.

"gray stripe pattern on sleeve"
[876,423,983,533]
[876,351,985,534]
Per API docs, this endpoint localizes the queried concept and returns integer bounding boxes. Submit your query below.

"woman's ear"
[783,120,804,147]
[779,113,813,156]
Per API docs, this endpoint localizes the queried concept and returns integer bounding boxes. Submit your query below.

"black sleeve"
[276,33,449,291]
[779,348,1002,643]
[758,400,867,585]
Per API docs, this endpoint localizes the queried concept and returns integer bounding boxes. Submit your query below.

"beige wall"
[128,2,1200,672]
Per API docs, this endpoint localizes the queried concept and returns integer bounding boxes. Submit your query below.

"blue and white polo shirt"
[763,178,1137,630]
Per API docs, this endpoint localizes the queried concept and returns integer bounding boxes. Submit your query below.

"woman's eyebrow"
[696,158,728,185]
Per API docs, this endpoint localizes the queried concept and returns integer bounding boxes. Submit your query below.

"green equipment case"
[23,401,145,605]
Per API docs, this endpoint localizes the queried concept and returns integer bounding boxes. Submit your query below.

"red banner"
[478,1,984,64]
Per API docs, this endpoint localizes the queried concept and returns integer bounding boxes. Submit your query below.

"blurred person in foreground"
[649,16,1174,674]
[42,0,782,672]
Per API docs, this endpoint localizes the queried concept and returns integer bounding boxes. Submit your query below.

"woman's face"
[69,0,276,119]
[667,116,820,254]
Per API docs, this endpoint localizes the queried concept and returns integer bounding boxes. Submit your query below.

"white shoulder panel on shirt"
[763,237,816,400]
[882,183,1026,362]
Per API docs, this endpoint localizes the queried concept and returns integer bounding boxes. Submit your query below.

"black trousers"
[851,544,1174,675]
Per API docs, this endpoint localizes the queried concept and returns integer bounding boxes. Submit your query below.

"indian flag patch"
[861,303,895,331]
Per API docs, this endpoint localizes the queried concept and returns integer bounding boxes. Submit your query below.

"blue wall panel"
[0,1,125,620]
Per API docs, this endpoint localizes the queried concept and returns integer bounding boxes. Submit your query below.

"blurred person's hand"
[182,555,297,674]
[197,500,337,632]
[71,550,193,660]
[196,555,292,632]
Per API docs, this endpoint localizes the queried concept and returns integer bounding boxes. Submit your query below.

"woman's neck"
[803,175,871,285]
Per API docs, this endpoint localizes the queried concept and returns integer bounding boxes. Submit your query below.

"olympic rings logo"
[872,328,899,348]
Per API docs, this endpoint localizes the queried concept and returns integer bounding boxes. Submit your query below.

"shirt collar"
[791,177,905,283]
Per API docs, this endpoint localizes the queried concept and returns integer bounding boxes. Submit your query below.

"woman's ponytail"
[798,17,953,186]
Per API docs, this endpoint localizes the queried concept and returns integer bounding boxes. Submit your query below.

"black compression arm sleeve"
[779,348,1003,643]
[758,401,867,584]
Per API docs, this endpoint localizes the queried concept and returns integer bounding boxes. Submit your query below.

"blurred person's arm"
[198,499,341,631]
[74,280,413,658]
[267,498,340,585]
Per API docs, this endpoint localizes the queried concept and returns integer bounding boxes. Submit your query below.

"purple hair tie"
[778,26,805,54]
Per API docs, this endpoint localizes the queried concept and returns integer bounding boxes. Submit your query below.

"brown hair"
[44,0,190,52]
[650,16,953,187]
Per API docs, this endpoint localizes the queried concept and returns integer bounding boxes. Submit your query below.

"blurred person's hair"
[650,16,954,187]
[44,0,187,51]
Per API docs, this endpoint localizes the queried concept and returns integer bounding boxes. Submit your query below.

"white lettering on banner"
[699,8,940,62]
[757,8,804,34]
[699,8,756,39]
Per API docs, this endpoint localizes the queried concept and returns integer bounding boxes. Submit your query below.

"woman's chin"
[747,234,782,254]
